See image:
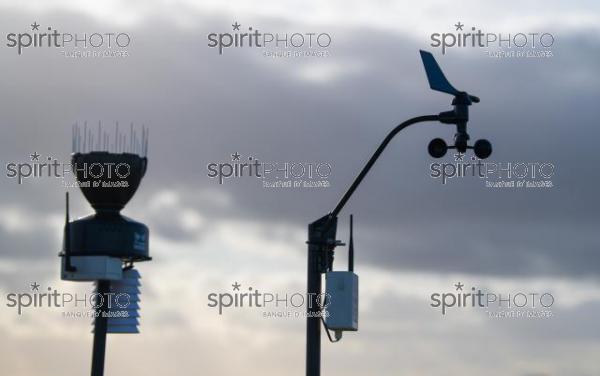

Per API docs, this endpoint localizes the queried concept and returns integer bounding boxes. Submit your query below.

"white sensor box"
[325,271,358,331]
[61,256,123,281]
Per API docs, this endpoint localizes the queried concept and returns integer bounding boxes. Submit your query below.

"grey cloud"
[0,12,598,278]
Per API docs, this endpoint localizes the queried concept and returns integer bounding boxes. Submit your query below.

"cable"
[321,315,341,343]
[319,295,341,343]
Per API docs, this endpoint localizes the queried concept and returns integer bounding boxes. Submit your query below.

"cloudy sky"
[0,0,599,375]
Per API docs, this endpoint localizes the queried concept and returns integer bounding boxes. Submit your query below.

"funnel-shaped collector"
[71,152,147,213]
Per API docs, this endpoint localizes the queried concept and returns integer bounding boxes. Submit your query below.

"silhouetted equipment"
[60,123,150,376]
[428,138,448,158]
[474,139,493,159]
[419,50,492,159]
[305,51,494,376]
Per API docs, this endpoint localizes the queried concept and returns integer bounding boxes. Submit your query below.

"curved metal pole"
[330,114,440,219]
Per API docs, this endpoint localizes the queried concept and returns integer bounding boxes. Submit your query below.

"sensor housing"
[324,271,358,331]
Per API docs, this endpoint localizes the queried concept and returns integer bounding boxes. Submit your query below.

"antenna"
[348,215,354,272]
[63,192,76,272]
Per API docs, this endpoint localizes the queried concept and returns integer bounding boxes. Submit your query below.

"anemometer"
[305,50,493,376]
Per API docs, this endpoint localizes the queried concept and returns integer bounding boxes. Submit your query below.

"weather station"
[59,123,150,376]
[305,51,493,376]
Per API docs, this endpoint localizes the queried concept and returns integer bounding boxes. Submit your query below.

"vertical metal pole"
[305,116,439,375]
[91,280,109,376]
[306,242,322,376]
[306,215,337,376]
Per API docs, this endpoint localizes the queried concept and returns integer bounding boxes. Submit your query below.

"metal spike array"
[92,268,142,334]
[72,122,148,157]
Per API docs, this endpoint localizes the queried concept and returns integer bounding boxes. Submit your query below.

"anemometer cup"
[473,139,492,159]
[428,138,448,158]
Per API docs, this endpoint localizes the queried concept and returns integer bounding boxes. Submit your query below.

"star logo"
[232,282,241,291]
[30,282,40,291]
[454,22,464,31]
[231,152,241,161]
[31,22,40,31]
[454,152,465,161]
[232,22,241,31]
[454,282,464,291]
[30,152,40,161]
